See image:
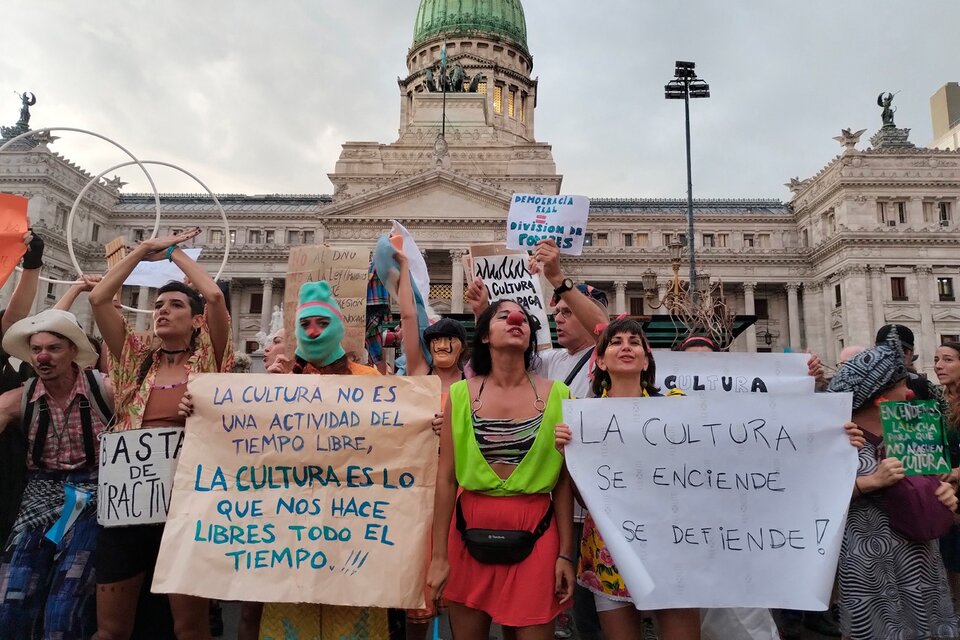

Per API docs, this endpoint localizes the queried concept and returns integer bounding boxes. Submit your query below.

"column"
[229,279,242,345]
[802,282,823,355]
[614,281,628,316]
[450,250,466,314]
[869,265,886,333]
[915,266,936,373]
[821,282,836,366]
[743,282,757,352]
[656,282,670,316]
[134,286,150,332]
[260,278,274,334]
[842,267,871,347]
[786,283,801,351]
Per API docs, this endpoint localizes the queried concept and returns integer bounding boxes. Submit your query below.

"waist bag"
[456,496,554,565]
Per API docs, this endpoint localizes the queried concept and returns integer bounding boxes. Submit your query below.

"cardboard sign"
[284,245,370,362]
[653,351,815,395]
[470,243,552,348]
[152,373,440,609]
[0,194,28,287]
[563,392,856,610]
[506,194,590,255]
[880,400,951,475]
[98,427,185,527]
[123,248,203,289]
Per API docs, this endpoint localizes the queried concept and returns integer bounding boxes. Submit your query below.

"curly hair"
[470,300,540,376]
[591,317,658,397]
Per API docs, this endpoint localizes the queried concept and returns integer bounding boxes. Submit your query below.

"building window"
[662,233,673,246]
[46,282,56,300]
[801,228,809,247]
[825,212,836,234]
[595,233,608,247]
[717,233,729,248]
[834,284,842,308]
[248,230,262,244]
[630,297,645,316]
[249,292,264,314]
[942,334,960,345]
[623,234,633,247]
[493,85,503,115]
[245,340,260,354]
[897,202,907,224]
[265,230,275,244]
[133,229,146,242]
[130,289,140,309]
[477,81,487,96]
[702,233,715,248]
[508,89,516,118]
[91,223,100,242]
[890,277,908,301]
[303,230,315,244]
[210,229,224,245]
[55,205,68,229]
[755,299,769,320]
[636,233,649,247]
[583,233,593,247]
[519,93,525,123]
[939,277,955,302]
[758,233,771,248]
[677,233,687,247]
[743,233,755,248]
[229,230,237,245]
[940,202,953,225]
[877,202,887,224]
[924,202,935,224]
[287,230,300,244]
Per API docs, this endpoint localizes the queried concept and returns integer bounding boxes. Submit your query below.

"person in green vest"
[428,300,576,640]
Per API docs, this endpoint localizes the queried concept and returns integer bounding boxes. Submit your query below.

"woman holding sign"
[556,318,700,640]
[427,300,576,640]
[89,228,233,640]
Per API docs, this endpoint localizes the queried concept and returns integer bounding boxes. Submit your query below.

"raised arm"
[2,231,44,334]
[54,275,102,312]
[532,239,607,330]
[395,250,428,375]
[168,245,229,368]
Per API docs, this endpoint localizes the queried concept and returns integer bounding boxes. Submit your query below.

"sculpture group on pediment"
[425,62,485,94]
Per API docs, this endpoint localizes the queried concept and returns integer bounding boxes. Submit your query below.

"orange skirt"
[444,491,568,627]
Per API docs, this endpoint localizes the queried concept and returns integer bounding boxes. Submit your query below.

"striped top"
[471,412,544,465]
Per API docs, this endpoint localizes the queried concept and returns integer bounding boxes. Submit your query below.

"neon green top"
[449,378,570,497]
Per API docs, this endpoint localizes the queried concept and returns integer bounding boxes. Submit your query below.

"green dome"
[413,0,528,52]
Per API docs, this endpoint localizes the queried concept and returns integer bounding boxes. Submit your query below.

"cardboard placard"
[470,243,552,348]
[152,373,440,609]
[506,194,590,255]
[880,399,951,475]
[563,392,856,610]
[284,245,371,362]
[98,427,185,527]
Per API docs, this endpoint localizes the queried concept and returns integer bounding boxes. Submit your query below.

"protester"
[875,324,937,400]
[428,300,575,639]
[935,341,960,611]
[0,309,111,638]
[88,228,233,640]
[674,335,719,352]
[263,327,288,373]
[828,330,959,640]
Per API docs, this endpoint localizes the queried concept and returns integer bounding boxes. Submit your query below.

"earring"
[601,378,610,390]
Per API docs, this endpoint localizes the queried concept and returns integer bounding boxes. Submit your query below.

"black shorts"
[95,523,166,584]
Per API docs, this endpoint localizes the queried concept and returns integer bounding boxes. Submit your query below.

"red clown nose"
[506,310,526,327]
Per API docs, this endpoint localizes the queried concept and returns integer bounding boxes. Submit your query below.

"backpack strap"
[564,348,595,387]
[77,397,96,468]
[19,377,39,436]
[84,369,114,427]
[30,396,51,470]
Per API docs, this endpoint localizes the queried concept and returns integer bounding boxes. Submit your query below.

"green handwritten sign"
[880,399,951,475]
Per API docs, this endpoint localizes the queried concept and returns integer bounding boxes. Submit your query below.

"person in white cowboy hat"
[0,308,114,639]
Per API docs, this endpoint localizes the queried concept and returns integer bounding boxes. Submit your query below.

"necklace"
[159,347,191,365]
[472,373,545,414]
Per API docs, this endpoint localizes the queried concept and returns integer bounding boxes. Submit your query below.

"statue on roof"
[832,127,867,152]
[877,92,897,128]
[424,67,437,92]
[16,91,36,127]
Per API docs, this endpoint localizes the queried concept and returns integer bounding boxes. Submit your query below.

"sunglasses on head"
[551,284,608,307]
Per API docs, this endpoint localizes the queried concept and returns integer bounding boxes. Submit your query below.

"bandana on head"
[827,326,908,411]
[295,281,346,367]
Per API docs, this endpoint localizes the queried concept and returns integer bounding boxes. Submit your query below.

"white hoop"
[0,127,162,285]
[68,160,231,313]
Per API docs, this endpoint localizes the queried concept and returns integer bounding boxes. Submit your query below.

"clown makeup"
[430,336,463,369]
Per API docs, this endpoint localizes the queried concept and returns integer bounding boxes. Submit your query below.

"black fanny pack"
[456,496,554,565]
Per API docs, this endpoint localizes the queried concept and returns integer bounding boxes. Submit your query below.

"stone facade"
[2,15,960,377]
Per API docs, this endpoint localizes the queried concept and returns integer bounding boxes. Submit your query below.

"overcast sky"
[3,1,958,201]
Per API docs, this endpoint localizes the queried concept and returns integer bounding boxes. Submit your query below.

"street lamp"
[665,60,710,298]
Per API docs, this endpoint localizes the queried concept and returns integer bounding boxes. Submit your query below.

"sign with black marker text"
[653,351,815,395]
[506,194,590,255]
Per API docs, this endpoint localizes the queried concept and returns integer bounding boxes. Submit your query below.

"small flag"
[45,484,93,544]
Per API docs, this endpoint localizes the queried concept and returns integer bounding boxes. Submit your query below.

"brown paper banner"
[283,245,371,363]
[152,373,440,608]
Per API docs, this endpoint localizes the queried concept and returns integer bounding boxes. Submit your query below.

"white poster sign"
[653,351,814,395]
[98,427,185,527]
[563,393,856,609]
[506,194,590,255]
[123,248,203,288]
[471,248,552,348]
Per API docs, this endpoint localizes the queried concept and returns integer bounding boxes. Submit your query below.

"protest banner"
[0,194,28,287]
[123,248,203,289]
[98,427,185,527]
[470,243,552,348]
[563,392,856,609]
[506,193,590,255]
[880,399,951,475]
[284,245,370,362]
[653,351,815,395]
[152,373,440,609]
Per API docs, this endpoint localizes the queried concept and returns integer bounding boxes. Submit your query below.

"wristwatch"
[553,278,575,297]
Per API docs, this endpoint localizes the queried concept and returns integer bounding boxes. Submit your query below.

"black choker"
[159,347,191,355]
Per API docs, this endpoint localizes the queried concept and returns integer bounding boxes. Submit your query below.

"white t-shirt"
[534,346,594,399]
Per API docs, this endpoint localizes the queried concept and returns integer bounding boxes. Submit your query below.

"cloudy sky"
[3,1,958,201]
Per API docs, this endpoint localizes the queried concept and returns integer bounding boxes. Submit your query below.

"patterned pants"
[0,476,98,639]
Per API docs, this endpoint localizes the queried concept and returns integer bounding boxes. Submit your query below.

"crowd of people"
[0,225,958,640]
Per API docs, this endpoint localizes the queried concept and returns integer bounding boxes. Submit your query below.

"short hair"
[471,300,540,376]
[158,281,205,316]
[592,318,658,397]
